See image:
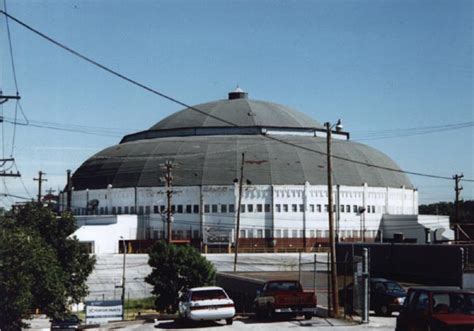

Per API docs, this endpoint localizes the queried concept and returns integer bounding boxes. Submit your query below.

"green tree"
[145,241,216,313]
[0,203,95,328]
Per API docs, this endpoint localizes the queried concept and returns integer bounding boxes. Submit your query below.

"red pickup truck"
[254,280,317,319]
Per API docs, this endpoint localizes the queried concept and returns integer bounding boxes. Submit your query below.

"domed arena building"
[60,89,451,254]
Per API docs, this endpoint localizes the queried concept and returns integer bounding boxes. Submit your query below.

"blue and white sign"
[85,300,122,325]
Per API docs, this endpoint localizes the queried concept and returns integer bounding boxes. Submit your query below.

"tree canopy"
[419,200,474,222]
[0,203,95,330]
[145,241,216,313]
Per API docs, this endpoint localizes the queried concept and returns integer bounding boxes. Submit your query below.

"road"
[26,315,397,330]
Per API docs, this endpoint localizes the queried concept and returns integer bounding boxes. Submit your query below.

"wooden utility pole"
[0,158,20,177]
[33,171,47,203]
[325,122,339,317]
[66,169,72,211]
[162,161,174,244]
[233,153,245,272]
[453,173,464,240]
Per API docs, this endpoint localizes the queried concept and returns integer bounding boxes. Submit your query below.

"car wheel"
[378,305,390,316]
[304,313,312,320]
[266,305,274,319]
[226,318,233,325]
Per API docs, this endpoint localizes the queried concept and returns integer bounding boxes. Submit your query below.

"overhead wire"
[0,8,472,198]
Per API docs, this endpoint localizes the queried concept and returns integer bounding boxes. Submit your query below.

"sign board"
[85,300,122,325]
[205,227,231,244]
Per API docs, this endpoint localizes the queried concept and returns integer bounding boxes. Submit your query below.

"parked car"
[178,286,235,325]
[50,314,81,330]
[396,287,474,331]
[339,278,406,316]
[254,280,317,319]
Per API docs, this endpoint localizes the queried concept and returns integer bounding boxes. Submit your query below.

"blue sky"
[0,0,472,206]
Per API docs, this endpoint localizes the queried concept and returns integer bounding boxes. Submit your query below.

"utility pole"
[233,153,245,272]
[453,173,464,240]
[162,161,174,244]
[120,236,126,320]
[33,171,47,203]
[0,158,20,177]
[325,121,340,317]
[66,169,72,211]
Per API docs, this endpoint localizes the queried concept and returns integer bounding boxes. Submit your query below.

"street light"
[325,119,342,317]
[120,236,126,320]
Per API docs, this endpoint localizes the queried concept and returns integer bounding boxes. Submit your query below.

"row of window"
[75,203,378,216]
[146,228,379,240]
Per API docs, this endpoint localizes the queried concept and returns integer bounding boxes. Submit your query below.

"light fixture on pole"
[324,119,342,317]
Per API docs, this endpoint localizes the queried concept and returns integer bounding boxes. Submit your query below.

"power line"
[1,10,472,183]
[0,9,236,128]
[352,122,473,141]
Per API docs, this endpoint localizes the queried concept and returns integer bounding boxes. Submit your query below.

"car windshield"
[385,282,404,292]
[267,281,300,291]
[191,289,228,301]
[432,292,474,315]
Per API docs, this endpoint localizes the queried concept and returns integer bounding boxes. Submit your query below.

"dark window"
[367,205,371,213]
[229,204,235,213]
[299,204,304,212]
[292,204,297,212]
[317,204,322,212]
[211,205,218,213]
[186,205,192,213]
[171,205,176,213]
[276,204,281,212]
[241,204,246,213]
[353,205,358,213]
[221,204,227,213]
[177,205,183,213]
[346,205,351,213]
[153,205,159,214]
[310,204,315,212]
[117,206,122,214]
[204,205,210,213]
[247,204,253,212]
[324,205,328,212]
[372,205,376,213]
[257,204,263,212]
[129,206,134,214]
[145,206,150,214]
[112,207,116,214]
[160,205,166,213]
[193,205,199,213]
[283,204,288,212]
[264,204,270,212]
[341,205,345,212]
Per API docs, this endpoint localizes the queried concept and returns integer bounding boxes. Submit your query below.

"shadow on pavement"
[239,315,327,326]
[154,319,226,329]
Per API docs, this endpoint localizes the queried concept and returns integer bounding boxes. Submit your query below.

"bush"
[145,242,215,313]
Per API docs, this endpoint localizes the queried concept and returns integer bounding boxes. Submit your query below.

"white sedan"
[178,286,236,325]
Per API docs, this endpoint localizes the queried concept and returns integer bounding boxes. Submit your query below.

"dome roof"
[149,98,323,131]
[72,135,413,190]
[71,92,413,190]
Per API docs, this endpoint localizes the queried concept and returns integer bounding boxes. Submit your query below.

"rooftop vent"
[228,86,248,100]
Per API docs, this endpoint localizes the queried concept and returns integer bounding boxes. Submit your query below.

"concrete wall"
[74,215,138,254]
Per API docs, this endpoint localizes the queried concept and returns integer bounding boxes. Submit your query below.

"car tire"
[377,305,390,317]
[226,318,233,325]
[304,313,312,320]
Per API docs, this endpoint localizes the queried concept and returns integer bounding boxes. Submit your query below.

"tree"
[146,241,216,313]
[0,203,95,328]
